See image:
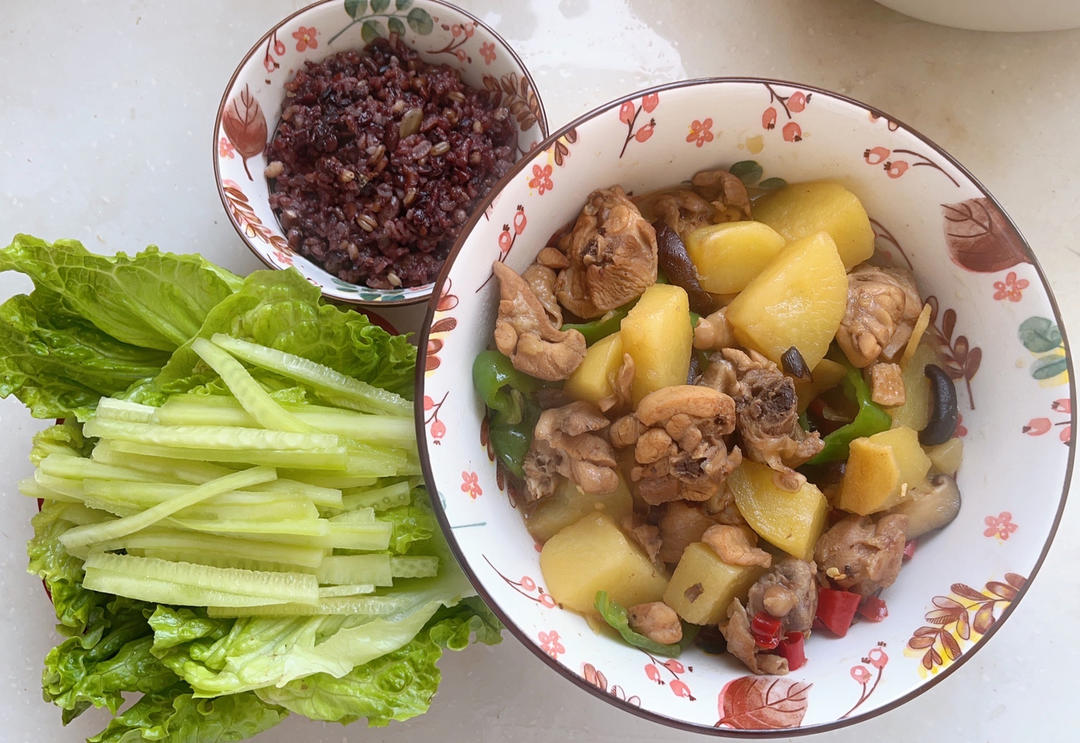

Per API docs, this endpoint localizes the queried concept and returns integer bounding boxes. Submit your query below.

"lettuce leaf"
[0,294,168,419]
[87,682,287,743]
[0,235,241,351]
[136,270,415,404]
[0,236,237,418]
[28,500,107,635]
[254,597,501,726]
[148,530,475,697]
[43,600,176,723]
[382,487,437,554]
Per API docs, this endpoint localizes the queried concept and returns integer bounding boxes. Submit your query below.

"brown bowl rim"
[212,0,550,308]
[414,76,1076,736]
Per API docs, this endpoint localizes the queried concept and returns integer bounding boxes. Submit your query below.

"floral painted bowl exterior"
[416,79,1075,734]
[214,0,548,306]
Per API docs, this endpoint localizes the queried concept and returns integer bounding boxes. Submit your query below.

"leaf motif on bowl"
[942,197,1030,273]
[222,84,267,181]
[906,572,1026,672]
[220,179,289,252]
[715,676,811,729]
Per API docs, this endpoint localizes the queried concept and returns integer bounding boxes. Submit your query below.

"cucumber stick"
[84,529,327,568]
[83,552,318,607]
[318,584,376,598]
[95,397,157,423]
[102,439,349,470]
[156,395,416,447]
[211,334,411,416]
[341,481,411,511]
[83,419,340,451]
[206,594,416,618]
[91,442,238,482]
[318,554,393,586]
[190,337,313,433]
[59,466,276,549]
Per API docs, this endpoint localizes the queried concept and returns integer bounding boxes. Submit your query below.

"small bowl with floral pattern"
[416,79,1074,734]
[214,0,547,306]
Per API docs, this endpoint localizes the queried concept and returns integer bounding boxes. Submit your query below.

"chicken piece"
[747,558,818,634]
[535,246,569,270]
[868,362,906,406]
[522,401,619,502]
[627,601,683,645]
[814,514,909,596]
[633,188,716,239]
[623,517,663,565]
[657,501,717,564]
[634,169,751,239]
[694,307,736,351]
[837,264,924,368]
[701,348,823,475]
[555,186,658,319]
[614,385,741,505]
[701,524,771,568]
[493,261,586,381]
[522,263,563,327]
[690,168,752,222]
[720,599,789,675]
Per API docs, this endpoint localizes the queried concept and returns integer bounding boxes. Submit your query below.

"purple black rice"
[266,35,518,289]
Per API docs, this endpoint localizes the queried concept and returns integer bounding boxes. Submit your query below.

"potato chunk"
[662,542,764,625]
[838,426,932,515]
[886,338,937,430]
[752,181,874,269]
[619,284,692,404]
[564,332,624,405]
[684,221,786,294]
[725,231,848,369]
[728,460,829,561]
[525,475,632,543]
[540,512,667,613]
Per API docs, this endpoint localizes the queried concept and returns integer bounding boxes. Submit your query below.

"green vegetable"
[88,682,287,743]
[471,350,538,425]
[0,235,241,351]
[4,239,496,740]
[254,598,501,726]
[42,596,173,723]
[472,351,540,478]
[594,591,684,657]
[560,303,632,345]
[807,363,892,464]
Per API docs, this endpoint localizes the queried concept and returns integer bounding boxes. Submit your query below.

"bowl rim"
[211,0,551,308]
[414,76,1077,736]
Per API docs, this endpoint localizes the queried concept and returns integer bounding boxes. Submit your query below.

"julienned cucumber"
[190,337,313,433]
[82,419,341,451]
[101,439,350,470]
[211,334,411,416]
[59,466,276,549]
[206,594,417,618]
[82,552,319,606]
[155,394,416,447]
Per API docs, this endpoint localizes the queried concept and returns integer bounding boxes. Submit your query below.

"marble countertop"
[0,1,1076,740]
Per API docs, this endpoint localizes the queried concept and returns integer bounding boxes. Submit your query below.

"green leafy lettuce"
[7,237,489,740]
[0,235,238,418]
[256,598,501,726]
[137,270,416,403]
[87,683,287,743]
[148,499,474,697]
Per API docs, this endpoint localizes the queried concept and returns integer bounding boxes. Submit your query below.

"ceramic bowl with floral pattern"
[416,79,1075,734]
[214,0,547,306]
